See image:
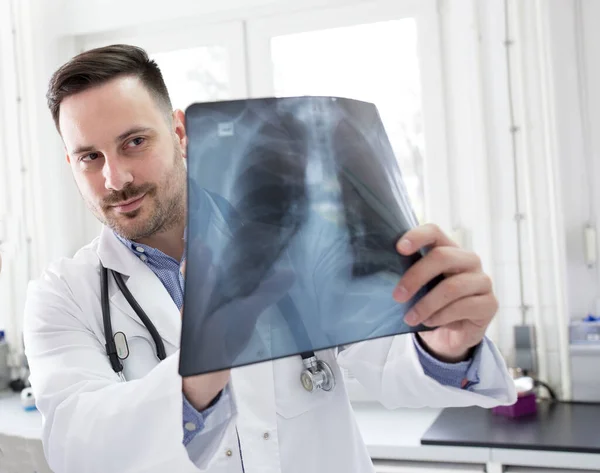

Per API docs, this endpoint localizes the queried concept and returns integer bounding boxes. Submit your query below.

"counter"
[418,400,600,471]
[0,390,50,473]
[421,401,600,454]
[0,391,42,439]
[1,392,600,472]
[352,400,600,471]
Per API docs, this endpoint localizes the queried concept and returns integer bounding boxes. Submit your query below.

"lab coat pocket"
[273,350,339,418]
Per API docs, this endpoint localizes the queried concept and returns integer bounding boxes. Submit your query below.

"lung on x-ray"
[180,96,441,377]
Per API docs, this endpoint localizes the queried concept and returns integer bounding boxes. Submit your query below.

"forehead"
[58,76,168,150]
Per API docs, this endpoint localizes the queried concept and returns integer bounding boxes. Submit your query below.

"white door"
[245,0,451,229]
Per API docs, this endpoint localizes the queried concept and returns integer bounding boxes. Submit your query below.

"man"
[23,45,515,473]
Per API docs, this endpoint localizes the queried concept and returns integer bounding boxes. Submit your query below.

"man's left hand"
[393,224,498,363]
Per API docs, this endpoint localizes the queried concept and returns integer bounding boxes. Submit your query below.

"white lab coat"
[24,226,516,473]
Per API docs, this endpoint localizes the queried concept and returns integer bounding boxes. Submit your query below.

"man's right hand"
[179,240,295,411]
[182,369,231,411]
[179,258,231,412]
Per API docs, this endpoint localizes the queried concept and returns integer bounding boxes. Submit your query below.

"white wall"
[0,0,20,336]
[580,0,600,312]
[0,0,84,361]
[475,0,523,362]
[63,0,374,36]
[547,0,599,320]
[455,0,564,391]
[14,0,84,274]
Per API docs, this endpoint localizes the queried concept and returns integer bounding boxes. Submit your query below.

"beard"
[89,149,187,241]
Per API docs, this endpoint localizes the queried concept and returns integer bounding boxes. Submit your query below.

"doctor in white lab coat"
[24,44,516,473]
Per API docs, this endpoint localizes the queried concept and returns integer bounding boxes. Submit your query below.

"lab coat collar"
[96,225,182,350]
[97,225,138,276]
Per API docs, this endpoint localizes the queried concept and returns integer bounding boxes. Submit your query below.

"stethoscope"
[100,265,335,392]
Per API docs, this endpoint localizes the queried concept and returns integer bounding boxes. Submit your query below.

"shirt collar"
[113,228,187,263]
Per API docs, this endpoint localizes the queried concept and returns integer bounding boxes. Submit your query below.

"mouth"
[111,194,146,213]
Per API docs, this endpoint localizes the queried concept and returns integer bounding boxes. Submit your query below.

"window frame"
[77,20,249,101]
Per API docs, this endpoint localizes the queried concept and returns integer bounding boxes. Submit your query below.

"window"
[79,21,248,110]
[151,46,231,111]
[79,1,448,228]
[246,0,451,229]
[268,19,426,222]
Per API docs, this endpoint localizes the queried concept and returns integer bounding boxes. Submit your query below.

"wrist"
[182,370,230,411]
[416,333,473,363]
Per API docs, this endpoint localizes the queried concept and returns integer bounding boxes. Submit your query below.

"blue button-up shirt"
[115,232,482,449]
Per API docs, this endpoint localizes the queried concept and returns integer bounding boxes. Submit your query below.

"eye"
[81,152,100,163]
[126,137,146,148]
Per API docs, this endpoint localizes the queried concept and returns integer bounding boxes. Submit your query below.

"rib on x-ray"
[180,96,442,377]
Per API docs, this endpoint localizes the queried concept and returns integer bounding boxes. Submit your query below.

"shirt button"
[140,254,148,262]
[225,449,233,457]
[136,246,145,253]
[184,422,196,432]
[263,432,270,440]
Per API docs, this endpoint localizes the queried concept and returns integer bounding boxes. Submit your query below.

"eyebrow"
[70,126,154,156]
[116,126,153,143]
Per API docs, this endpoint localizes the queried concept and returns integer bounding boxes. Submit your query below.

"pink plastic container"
[492,392,537,418]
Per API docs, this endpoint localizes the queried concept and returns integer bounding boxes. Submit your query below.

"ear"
[65,153,71,164]
[172,109,187,159]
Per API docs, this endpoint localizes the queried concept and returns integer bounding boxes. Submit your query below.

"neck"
[136,218,186,261]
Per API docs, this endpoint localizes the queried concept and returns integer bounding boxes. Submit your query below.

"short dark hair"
[47,44,172,131]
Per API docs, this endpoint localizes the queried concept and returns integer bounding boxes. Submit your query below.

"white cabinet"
[373,460,485,473]
[506,468,600,473]
[0,434,52,473]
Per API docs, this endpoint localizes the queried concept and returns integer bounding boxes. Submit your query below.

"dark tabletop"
[421,401,600,454]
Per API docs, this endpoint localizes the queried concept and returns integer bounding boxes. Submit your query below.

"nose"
[103,154,133,191]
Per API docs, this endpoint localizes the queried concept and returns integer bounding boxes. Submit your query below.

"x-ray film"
[180,96,441,376]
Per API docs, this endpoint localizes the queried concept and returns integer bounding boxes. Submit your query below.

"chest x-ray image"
[180,96,442,377]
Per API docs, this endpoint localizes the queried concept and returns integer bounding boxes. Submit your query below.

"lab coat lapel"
[97,226,181,350]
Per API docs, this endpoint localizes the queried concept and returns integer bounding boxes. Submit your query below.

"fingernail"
[404,310,417,326]
[394,285,409,302]
[397,239,412,253]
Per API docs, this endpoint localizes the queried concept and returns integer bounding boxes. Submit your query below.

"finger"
[396,223,458,256]
[403,272,493,326]
[418,294,498,328]
[393,246,482,302]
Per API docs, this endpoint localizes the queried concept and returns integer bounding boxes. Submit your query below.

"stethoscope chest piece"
[300,355,336,393]
[114,332,129,360]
